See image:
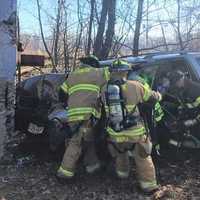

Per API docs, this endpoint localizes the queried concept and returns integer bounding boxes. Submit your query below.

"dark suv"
[15,51,200,149]
[15,73,66,135]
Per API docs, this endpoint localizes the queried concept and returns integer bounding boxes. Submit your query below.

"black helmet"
[110,59,131,72]
[168,70,185,83]
[79,55,100,68]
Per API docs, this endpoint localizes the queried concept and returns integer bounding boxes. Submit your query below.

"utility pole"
[146,0,149,48]
[0,0,17,159]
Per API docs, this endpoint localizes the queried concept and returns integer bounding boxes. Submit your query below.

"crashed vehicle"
[16,51,200,151]
[101,51,200,150]
[15,74,66,133]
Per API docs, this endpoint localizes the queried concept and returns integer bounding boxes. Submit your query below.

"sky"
[18,0,176,37]
[18,0,200,45]
[18,0,65,34]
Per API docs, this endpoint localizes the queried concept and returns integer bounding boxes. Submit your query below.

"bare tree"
[93,0,108,58]
[53,0,63,71]
[72,0,84,69]
[36,0,55,69]
[93,0,116,59]
[133,0,144,56]
[86,0,95,55]
[176,0,184,50]
[157,17,169,51]
[101,0,116,59]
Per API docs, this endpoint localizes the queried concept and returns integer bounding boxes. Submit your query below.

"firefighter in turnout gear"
[102,59,162,193]
[168,70,200,129]
[133,75,164,124]
[57,55,110,179]
[133,75,164,150]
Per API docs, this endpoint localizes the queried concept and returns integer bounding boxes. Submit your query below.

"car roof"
[99,51,200,66]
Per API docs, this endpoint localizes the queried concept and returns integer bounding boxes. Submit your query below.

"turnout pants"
[108,135,158,191]
[58,120,100,178]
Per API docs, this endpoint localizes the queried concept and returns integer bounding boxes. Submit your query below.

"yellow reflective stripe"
[58,166,74,177]
[154,102,160,110]
[121,83,128,92]
[126,105,136,112]
[68,115,85,122]
[155,144,160,151]
[60,82,68,94]
[115,137,130,143]
[155,115,164,122]
[186,96,200,108]
[143,85,151,102]
[105,105,109,113]
[74,67,92,74]
[68,84,100,95]
[140,180,157,189]
[154,102,164,122]
[186,103,194,108]
[107,126,146,142]
[104,68,110,81]
[116,170,129,178]
[195,96,200,105]
[68,107,101,118]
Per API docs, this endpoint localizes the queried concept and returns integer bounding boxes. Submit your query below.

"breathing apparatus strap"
[108,141,135,154]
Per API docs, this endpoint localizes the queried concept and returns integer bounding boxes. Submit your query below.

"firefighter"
[133,74,164,124]
[168,70,200,128]
[56,55,110,179]
[102,59,162,193]
[135,75,164,151]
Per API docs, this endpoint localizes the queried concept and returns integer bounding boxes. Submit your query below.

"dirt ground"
[1,135,200,200]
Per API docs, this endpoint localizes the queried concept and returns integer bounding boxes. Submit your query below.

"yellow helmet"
[111,59,131,72]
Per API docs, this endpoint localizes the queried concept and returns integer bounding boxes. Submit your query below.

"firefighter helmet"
[110,59,131,72]
[79,55,100,68]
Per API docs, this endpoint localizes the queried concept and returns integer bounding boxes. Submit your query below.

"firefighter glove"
[184,119,197,127]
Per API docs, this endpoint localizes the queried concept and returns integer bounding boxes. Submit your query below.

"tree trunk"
[177,0,184,50]
[36,0,55,70]
[93,0,108,58]
[53,0,62,72]
[0,0,16,158]
[101,0,116,59]
[86,0,95,55]
[73,0,83,69]
[133,0,144,56]
[158,17,169,51]
[63,9,70,73]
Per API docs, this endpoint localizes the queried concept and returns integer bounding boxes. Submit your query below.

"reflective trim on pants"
[116,170,129,178]
[139,180,158,190]
[107,127,146,143]
[86,163,100,174]
[57,166,74,177]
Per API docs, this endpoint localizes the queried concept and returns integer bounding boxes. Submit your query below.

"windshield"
[195,56,200,67]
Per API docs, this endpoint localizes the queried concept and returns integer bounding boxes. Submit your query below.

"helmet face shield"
[110,59,131,72]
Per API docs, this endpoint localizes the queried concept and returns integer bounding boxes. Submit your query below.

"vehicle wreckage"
[15,51,200,152]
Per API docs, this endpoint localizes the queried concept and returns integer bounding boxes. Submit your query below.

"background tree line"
[19,0,200,72]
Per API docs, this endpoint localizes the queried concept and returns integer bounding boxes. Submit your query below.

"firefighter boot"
[134,141,158,194]
[115,151,130,178]
[57,132,82,179]
[84,141,101,174]
[108,143,130,178]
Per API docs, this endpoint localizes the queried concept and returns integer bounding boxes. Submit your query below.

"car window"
[153,58,190,94]
[195,56,200,67]
[128,63,158,88]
